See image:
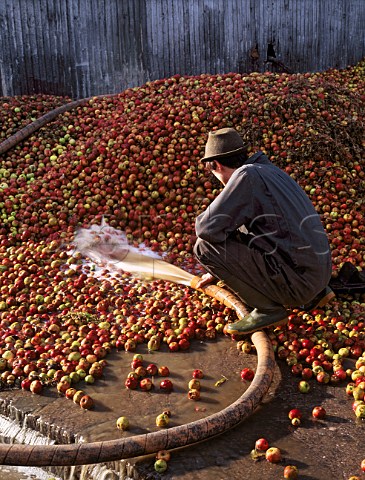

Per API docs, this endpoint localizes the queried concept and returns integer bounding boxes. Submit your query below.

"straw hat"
[201,128,246,162]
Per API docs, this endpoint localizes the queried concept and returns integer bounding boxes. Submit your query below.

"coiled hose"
[0,278,275,466]
[0,99,276,466]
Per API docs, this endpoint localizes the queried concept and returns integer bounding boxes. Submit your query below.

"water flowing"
[72,218,194,285]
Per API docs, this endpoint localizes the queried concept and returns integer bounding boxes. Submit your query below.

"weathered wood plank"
[0,0,364,99]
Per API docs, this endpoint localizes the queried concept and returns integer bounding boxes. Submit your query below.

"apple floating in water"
[159,379,173,393]
[240,367,255,381]
[116,416,130,431]
[156,413,170,428]
[79,394,94,410]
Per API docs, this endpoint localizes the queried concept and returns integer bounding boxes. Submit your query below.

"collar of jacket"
[243,151,270,166]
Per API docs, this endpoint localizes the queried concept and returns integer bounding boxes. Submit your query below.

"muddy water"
[0,336,364,480]
[0,335,254,479]
[60,336,251,444]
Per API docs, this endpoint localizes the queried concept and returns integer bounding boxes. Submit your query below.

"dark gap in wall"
[267,43,276,59]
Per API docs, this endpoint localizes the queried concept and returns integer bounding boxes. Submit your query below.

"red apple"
[283,465,299,479]
[146,363,158,376]
[140,378,153,391]
[240,368,255,381]
[125,376,138,390]
[65,387,77,400]
[255,438,269,452]
[352,400,364,413]
[131,358,143,369]
[333,368,347,381]
[291,363,303,376]
[21,378,32,390]
[301,368,313,380]
[265,446,282,463]
[178,338,190,350]
[159,379,173,392]
[312,406,326,419]
[288,408,302,420]
[158,366,170,377]
[29,379,43,394]
[316,371,330,384]
[192,369,204,379]
[56,379,71,394]
[80,394,94,410]
[168,341,179,352]
[156,450,171,462]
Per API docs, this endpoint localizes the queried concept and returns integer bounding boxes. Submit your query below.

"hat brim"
[201,146,246,162]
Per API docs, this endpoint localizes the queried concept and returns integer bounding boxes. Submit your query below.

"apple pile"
[345,354,365,419]
[0,60,364,418]
[0,61,364,260]
[0,95,70,140]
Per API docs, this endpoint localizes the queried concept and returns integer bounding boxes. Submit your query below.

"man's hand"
[194,272,216,289]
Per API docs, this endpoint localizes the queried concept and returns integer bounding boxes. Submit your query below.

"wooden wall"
[0,0,364,99]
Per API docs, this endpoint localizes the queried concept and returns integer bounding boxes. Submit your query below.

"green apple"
[68,352,81,362]
[84,374,95,384]
[154,459,168,473]
[298,380,310,393]
[156,413,170,428]
[116,416,129,431]
[69,372,80,384]
[76,368,87,379]
[355,404,365,418]
[47,368,56,379]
